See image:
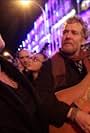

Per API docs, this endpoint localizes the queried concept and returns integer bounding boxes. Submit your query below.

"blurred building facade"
[18,0,90,57]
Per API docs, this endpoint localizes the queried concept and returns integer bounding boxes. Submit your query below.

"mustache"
[63,39,73,44]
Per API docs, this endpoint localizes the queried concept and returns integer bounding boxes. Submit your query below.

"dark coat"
[33,49,89,127]
[0,56,47,133]
[51,51,87,90]
[32,58,71,127]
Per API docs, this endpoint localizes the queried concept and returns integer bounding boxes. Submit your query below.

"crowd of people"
[0,16,90,133]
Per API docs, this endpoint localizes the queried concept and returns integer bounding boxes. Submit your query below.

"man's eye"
[72,31,79,35]
[63,30,68,34]
[20,57,24,59]
[26,56,30,58]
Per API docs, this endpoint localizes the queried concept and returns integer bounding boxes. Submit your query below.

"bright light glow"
[39,15,43,22]
[25,39,29,43]
[28,44,31,50]
[51,9,76,30]
[35,35,38,41]
[3,51,10,56]
[32,41,35,45]
[17,0,47,52]
[45,3,48,12]
[27,33,31,41]
[76,0,80,4]
[19,0,30,7]
[32,45,39,53]
[34,22,37,29]
[31,30,34,35]
[56,11,59,17]
[18,48,21,51]
[19,44,23,48]
[19,0,46,33]
[39,33,51,43]
[81,0,90,10]
[22,41,26,47]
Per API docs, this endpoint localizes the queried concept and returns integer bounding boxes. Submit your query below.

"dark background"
[0,0,48,54]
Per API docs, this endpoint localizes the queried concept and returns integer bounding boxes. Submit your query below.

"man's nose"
[23,58,28,63]
[66,31,72,38]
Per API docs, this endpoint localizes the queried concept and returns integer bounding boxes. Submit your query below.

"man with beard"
[1,30,89,133]
[1,16,90,133]
[33,16,90,133]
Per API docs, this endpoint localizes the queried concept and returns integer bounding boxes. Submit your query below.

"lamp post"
[19,0,46,34]
[76,0,80,14]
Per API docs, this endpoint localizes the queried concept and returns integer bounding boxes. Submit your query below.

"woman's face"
[29,54,45,72]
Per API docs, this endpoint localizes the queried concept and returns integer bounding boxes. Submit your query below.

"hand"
[75,110,90,133]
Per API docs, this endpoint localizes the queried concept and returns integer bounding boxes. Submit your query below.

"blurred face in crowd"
[61,22,85,56]
[15,57,24,72]
[29,53,45,72]
[19,49,32,68]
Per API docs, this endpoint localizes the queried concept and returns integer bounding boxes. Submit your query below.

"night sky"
[0,0,47,55]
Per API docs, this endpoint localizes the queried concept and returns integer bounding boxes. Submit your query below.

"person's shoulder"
[43,58,51,65]
[40,58,52,73]
[51,51,63,61]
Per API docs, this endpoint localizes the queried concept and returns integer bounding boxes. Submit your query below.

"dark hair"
[38,52,48,59]
[65,16,88,40]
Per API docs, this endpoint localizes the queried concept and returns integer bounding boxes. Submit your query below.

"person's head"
[61,16,88,56]
[3,52,14,63]
[29,53,46,72]
[14,57,24,72]
[18,49,32,68]
[0,34,5,52]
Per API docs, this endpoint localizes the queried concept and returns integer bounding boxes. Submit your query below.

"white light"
[56,11,59,17]
[46,20,49,28]
[19,0,30,7]
[76,0,80,4]
[3,51,10,56]
[31,30,34,35]
[81,0,90,10]
[25,39,28,43]
[32,45,39,52]
[39,33,51,43]
[45,3,48,12]
[18,48,21,51]
[18,0,46,51]
[27,33,31,41]
[22,41,26,47]
[51,9,76,30]
[28,44,31,50]
[34,22,37,29]
[35,35,38,41]
[32,41,35,45]
[19,44,23,48]
[39,15,43,22]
